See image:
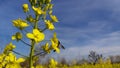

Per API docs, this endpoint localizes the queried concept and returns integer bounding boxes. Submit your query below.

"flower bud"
[22,4,29,12]
[12,32,22,41]
[46,0,51,4]
[50,15,58,22]
[49,4,53,10]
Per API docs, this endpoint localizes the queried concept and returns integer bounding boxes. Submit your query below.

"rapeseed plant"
[0,0,62,68]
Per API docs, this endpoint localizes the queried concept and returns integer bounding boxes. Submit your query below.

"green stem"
[12,50,28,57]
[41,27,47,32]
[33,52,47,57]
[20,39,31,47]
[34,15,39,29]
[29,40,35,68]
[29,2,40,67]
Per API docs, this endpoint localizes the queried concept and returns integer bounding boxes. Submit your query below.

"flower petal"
[16,58,25,63]
[26,33,34,39]
[55,48,60,53]
[33,29,40,35]
[12,35,16,40]
[45,20,55,30]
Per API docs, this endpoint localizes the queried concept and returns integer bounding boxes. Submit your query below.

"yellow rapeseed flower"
[45,20,55,30]
[6,63,21,68]
[5,52,24,68]
[12,32,22,41]
[22,4,29,12]
[51,39,60,53]
[12,18,29,30]
[49,4,53,10]
[50,15,58,22]
[52,32,58,43]
[4,43,16,53]
[36,64,44,68]
[32,6,43,15]
[50,58,58,65]
[0,54,5,62]
[49,58,58,68]
[16,58,25,63]
[51,32,60,53]
[6,52,16,62]
[46,0,51,3]
[5,52,25,63]
[26,15,35,23]
[44,4,49,11]
[26,29,45,43]
[42,43,51,53]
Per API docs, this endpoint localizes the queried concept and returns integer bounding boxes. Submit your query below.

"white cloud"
[56,31,120,60]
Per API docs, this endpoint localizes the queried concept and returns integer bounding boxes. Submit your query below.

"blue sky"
[0,0,120,60]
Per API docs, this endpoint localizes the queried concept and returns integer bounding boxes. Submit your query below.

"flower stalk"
[29,40,35,68]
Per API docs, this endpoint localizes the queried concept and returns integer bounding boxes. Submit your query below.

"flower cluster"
[49,58,58,68]
[3,43,16,53]
[42,32,60,54]
[0,43,25,68]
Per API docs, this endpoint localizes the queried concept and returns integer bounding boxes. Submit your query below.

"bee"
[53,40,65,52]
